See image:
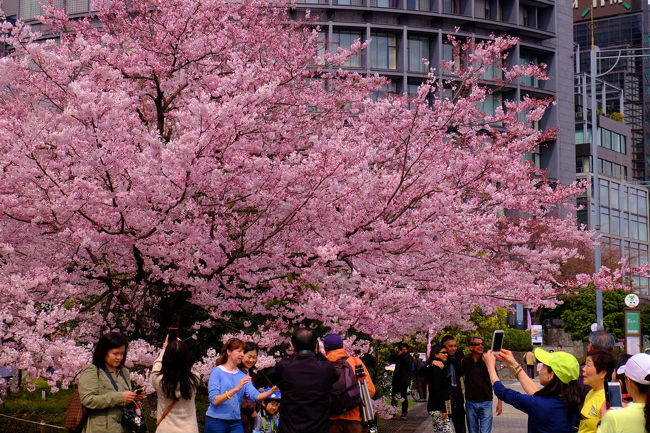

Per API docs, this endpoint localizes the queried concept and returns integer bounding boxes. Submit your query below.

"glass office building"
[574,1,649,181]
[293,0,576,186]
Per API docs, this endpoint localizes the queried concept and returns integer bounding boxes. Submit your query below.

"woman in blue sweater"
[206,339,278,433]
[484,348,582,433]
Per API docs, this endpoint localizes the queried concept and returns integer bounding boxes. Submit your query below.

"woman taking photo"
[151,336,200,433]
[425,344,454,433]
[79,331,144,433]
[206,338,278,433]
[598,352,650,432]
[579,350,616,433]
[484,348,581,433]
[240,342,260,433]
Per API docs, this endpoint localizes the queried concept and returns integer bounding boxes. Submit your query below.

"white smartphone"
[491,330,504,354]
[607,381,623,409]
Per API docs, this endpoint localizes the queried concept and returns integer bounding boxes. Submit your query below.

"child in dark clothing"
[253,390,280,433]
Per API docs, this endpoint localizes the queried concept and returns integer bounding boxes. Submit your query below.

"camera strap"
[102,368,130,391]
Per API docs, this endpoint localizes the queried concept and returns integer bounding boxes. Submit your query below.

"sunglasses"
[440,351,448,355]
[537,362,545,372]
[469,342,484,346]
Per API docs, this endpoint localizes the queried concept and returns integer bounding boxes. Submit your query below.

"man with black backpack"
[323,333,375,433]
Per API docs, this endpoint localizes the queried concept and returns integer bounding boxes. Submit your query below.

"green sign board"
[626,311,641,335]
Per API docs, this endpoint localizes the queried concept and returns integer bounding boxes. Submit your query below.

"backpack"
[64,370,89,433]
[64,388,87,433]
[330,357,363,415]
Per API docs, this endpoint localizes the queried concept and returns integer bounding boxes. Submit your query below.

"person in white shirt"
[598,353,650,433]
[151,336,200,433]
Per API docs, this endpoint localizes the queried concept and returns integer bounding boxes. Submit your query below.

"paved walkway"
[381,381,531,433]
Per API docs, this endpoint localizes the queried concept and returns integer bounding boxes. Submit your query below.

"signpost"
[625,309,641,354]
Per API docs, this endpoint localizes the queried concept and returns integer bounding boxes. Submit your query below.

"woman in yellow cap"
[484,348,582,433]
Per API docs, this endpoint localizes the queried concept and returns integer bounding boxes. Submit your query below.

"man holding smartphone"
[461,336,502,433]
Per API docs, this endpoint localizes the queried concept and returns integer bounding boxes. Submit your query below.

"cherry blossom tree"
[0,0,593,390]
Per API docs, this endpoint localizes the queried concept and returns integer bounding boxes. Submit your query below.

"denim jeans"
[465,400,493,433]
[205,417,244,433]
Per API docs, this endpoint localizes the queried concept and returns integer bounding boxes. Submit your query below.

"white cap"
[617,353,650,385]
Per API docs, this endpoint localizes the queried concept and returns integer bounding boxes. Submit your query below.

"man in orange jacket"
[323,333,376,433]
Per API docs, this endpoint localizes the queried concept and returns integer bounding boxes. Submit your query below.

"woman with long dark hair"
[424,344,454,433]
[151,336,200,432]
[205,338,278,433]
[78,331,144,433]
[598,352,650,432]
[484,348,582,433]
[240,342,260,433]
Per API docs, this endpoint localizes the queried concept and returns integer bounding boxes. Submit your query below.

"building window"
[519,5,536,27]
[331,30,364,68]
[372,81,399,101]
[370,32,398,70]
[599,128,626,154]
[442,0,461,14]
[407,0,430,11]
[370,0,399,8]
[442,40,461,72]
[519,53,539,88]
[66,0,89,14]
[408,36,429,73]
[601,207,610,234]
[479,93,502,117]
[475,0,489,19]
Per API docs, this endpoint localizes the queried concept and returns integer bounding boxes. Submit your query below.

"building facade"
[293,0,576,186]
[573,0,650,181]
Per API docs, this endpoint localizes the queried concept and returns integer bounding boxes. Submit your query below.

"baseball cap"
[323,333,344,351]
[262,387,281,400]
[617,353,650,385]
[534,348,580,384]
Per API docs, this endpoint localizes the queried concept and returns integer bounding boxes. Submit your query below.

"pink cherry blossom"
[0,0,595,390]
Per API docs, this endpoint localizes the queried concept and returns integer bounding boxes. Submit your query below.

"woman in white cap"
[598,353,650,433]
[483,348,582,433]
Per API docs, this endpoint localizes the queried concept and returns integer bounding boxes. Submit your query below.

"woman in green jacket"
[78,332,144,433]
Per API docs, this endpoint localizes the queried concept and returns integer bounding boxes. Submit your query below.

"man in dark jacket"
[269,328,338,433]
[389,343,413,419]
[442,335,466,433]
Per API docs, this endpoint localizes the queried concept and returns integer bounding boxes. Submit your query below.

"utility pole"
[590,45,603,326]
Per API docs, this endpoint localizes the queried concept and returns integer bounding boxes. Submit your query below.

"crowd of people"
[394,329,650,433]
[74,328,650,433]
[76,328,374,433]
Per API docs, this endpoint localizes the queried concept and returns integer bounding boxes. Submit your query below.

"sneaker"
[400,413,407,420]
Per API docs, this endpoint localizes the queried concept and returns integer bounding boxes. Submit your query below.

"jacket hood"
[326,348,349,362]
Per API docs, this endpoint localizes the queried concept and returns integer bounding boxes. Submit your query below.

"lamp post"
[580,0,640,326]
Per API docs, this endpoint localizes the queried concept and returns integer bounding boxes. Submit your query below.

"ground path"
[381,381,530,433]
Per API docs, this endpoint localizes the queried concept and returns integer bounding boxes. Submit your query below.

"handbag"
[156,400,177,426]
[64,388,87,433]
[102,368,147,433]
[64,370,89,433]
[121,402,147,433]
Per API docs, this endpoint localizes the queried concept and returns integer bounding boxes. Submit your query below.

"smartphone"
[167,327,178,341]
[606,381,623,409]
[491,330,504,354]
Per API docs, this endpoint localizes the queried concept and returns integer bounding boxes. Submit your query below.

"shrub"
[504,329,532,351]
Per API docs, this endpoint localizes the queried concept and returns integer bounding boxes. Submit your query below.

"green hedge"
[504,329,532,351]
